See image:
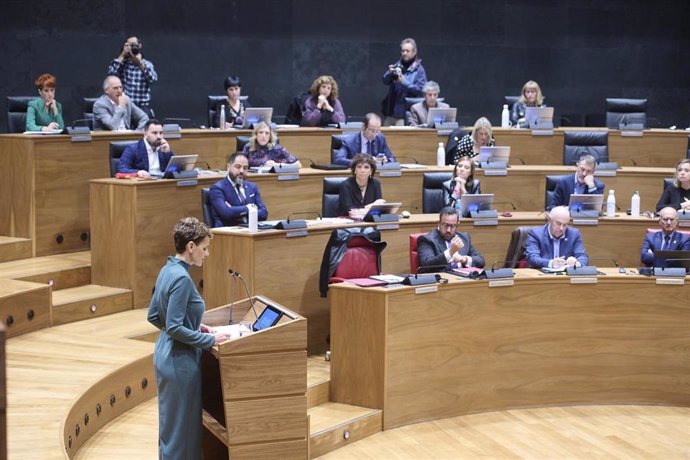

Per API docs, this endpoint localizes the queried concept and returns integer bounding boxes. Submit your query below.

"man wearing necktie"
[333,113,397,166]
[640,207,690,266]
[209,152,268,227]
[417,206,485,273]
[526,206,589,269]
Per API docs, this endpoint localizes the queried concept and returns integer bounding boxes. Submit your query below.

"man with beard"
[381,37,427,126]
[209,152,268,227]
[118,119,173,177]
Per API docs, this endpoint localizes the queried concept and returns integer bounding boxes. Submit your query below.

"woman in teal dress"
[147,217,230,459]
[26,73,65,132]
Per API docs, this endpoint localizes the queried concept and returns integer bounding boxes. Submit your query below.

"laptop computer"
[652,250,690,270]
[478,146,511,165]
[524,107,554,129]
[363,202,401,221]
[426,107,457,128]
[153,154,198,178]
[242,107,273,128]
[568,193,604,215]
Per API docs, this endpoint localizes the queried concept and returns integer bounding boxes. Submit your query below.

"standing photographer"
[381,37,427,126]
[108,35,158,118]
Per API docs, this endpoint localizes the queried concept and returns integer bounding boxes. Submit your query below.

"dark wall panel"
[1,0,689,131]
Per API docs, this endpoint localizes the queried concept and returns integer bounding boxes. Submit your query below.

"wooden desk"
[329,270,690,430]
[202,214,657,353]
[2,128,684,255]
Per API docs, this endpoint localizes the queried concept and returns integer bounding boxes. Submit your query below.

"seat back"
[545,174,569,210]
[445,128,469,165]
[647,228,690,237]
[422,172,453,214]
[82,97,98,130]
[331,236,380,280]
[109,140,138,176]
[563,131,609,165]
[504,226,535,268]
[322,177,348,217]
[330,134,346,164]
[409,232,425,273]
[663,178,673,193]
[7,96,35,133]
[207,95,249,128]
[606,98,647,129]
[236,136,251,152]
[504,95,520,112]
[201,188,213,227]
[404,97,424,125]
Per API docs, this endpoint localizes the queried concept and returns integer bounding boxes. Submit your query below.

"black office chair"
[207,95,250,128]
[322,177,348,217]
[560,113,583,127]
[545,174,569,210]
[503,226,537,268]
[7,96,35,133]
[663,178,673,193]
[109,140,138,176]
[236,136,251,152]
[330,134,346,164]
[504,95,520,113]
[563,131,609,165]
[606,98,647,129]
[422,172,453,214]
[81,97,98,130]
[201,188,214,227]
[444,128,469,165]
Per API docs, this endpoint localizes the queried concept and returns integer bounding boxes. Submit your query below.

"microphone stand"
[228,269,259,320]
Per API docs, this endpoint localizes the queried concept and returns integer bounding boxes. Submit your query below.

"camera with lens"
[129,43,141,55]
[393,64,402,79]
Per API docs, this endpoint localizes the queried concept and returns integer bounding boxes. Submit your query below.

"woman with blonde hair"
[510,80,545,125]
[301,75,347,127]
[242,121,301,168]
[451,117,495,163]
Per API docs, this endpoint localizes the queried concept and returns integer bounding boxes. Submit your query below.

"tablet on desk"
[363,202,401,220]
[252,304,283,332]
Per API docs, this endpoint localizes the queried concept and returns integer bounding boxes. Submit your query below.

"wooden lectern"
[200,296,308,459]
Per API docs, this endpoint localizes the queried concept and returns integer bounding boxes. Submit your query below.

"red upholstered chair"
[409,232,425,274]
[330,236,381,283]
[646,227,690,237]
[504,226,536,268]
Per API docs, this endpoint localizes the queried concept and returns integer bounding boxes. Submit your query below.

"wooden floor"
[74,401,690,459]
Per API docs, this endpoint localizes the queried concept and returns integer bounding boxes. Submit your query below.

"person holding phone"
[548,154,605,210]
[333,113,396,166]
[108,35,158,118]
[443,156,481,207]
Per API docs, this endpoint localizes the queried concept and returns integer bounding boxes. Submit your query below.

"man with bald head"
[93,75,148,131]
[640,207,690,266]
[525,206,589,269]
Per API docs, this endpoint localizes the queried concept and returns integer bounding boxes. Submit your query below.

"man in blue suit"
[209,152,268,227]
[526,206,589,269]
[333,113,396,166]
[640,207,690,266]
[118,119,173,177]
[548,154,605,210]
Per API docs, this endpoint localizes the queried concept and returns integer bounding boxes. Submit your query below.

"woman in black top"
[656,159,690,212]
[510,80,545,126]
[338,154,384,218]
[452,117,496,163]
[443,156,481,207]
[216,75,250,128]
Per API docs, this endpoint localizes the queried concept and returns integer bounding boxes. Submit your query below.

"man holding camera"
[107,36,158,118]
[381,37,427,126]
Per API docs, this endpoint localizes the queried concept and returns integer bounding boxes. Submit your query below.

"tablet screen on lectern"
[252,304,283,332]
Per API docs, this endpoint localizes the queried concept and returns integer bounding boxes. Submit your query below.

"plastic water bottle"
[219,105,226,130]
[630,191,640,217]
[436,142,445,167]
[247,203,258,232]
[606,190,616,217]
[454,196,463,217]
[501,104,510,128]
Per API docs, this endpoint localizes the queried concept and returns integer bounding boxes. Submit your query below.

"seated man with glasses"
[334,112,396,166]
[640,207,690,267]
[417,206,485,273]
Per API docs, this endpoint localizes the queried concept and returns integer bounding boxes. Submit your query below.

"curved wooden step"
[0,251,91,290]
[0,236,32,263]
[52,284,132,326]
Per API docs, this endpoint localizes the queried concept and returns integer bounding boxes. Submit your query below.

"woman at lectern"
[338,153,385,218]
[444,155,481,208]
[147,217,229,459]
[656,159,690,212]
[451,117,495,163]
[510,80,546,126]
[26,73,65,132]
[243,121,302,168]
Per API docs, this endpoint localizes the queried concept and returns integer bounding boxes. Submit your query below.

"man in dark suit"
[118,119,173,177]
[548,154,605,210]
[333,113,396,166]
[417,206,485,273]
[640,207,690,266]
[209,152,268,227]
[526,206,589,269]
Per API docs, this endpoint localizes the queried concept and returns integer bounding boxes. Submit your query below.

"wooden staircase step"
[52,284,132,326]
[309,402,382,458]
[0,236,32,263]
[0,278,51,338]
[0,251,91,290]
[307,354,330,409]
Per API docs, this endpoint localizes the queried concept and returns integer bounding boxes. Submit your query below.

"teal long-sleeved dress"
[147,256,215,459]
[26,98,64,131]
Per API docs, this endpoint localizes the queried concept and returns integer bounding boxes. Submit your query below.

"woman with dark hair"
[656,159,690,212]
[242,121,301,168]
[216,75,251,128]
[26,73,64,132]
[443,156,481,207]
[147,217,230,458]
[338,153,385,218]
[301,75,347,127]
